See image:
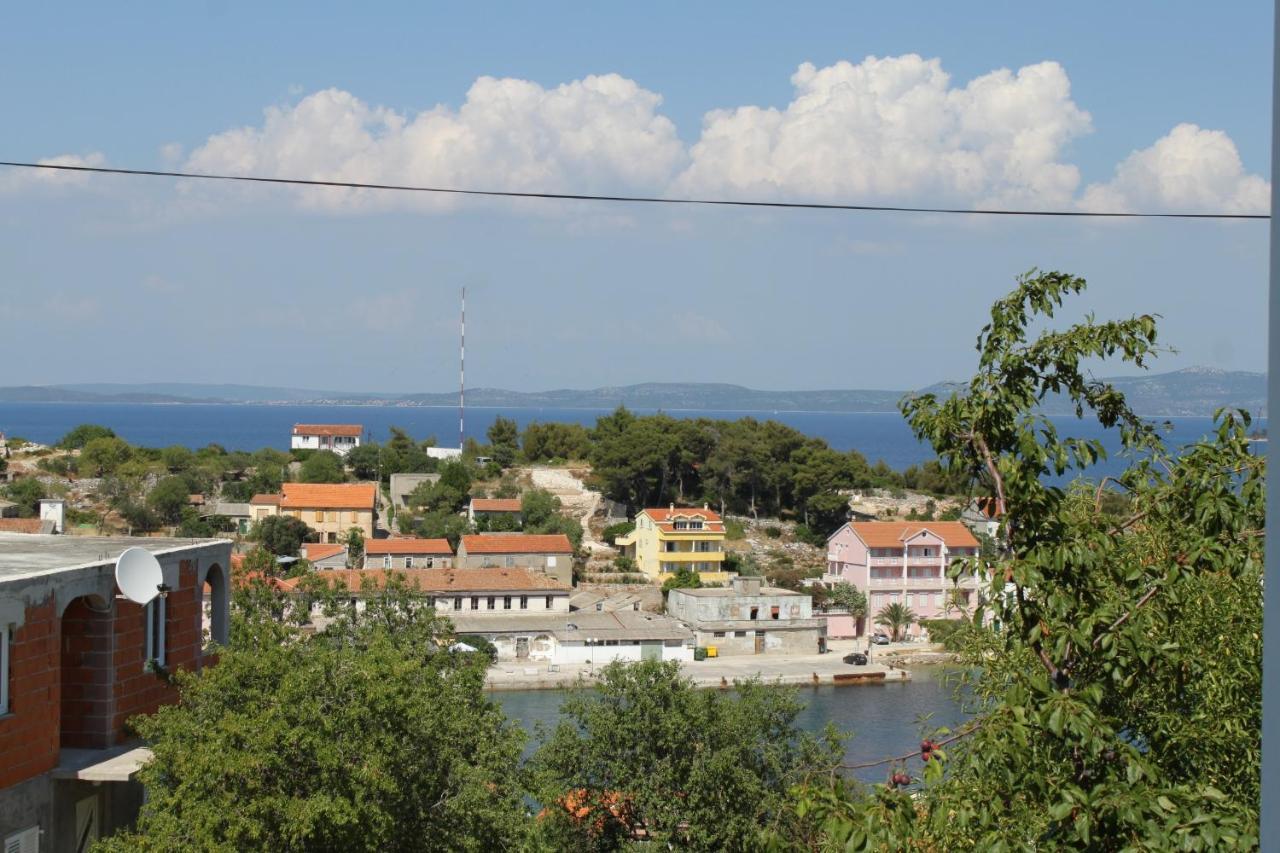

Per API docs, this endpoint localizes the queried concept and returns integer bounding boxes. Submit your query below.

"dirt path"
[528,466,609,553]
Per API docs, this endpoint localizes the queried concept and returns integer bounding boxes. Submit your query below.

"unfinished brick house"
[0,534,231,850]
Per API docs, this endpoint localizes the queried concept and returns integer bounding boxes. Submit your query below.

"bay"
[0,401,1248,477]
[493,665,971,785]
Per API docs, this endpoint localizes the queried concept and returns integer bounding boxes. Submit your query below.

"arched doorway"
[202,562,229,648]
[60,594,114,750]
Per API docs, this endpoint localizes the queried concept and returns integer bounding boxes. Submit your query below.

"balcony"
[869,556,902,566]
[658,550,726,563]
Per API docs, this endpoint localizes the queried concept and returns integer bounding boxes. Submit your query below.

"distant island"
[0,367,1264,418]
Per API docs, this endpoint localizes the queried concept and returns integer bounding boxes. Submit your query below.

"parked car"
[843,652,868,666]
[871,633,892,645]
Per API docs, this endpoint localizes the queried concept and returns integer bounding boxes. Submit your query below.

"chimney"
[670,503,674,511]
[40,498,65,534]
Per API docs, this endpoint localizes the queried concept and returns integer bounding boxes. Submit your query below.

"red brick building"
[0,534,231,850]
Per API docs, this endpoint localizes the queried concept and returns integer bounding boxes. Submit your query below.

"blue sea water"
[0,401,1248,477]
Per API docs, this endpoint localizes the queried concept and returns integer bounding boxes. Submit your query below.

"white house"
[291,424,362,456]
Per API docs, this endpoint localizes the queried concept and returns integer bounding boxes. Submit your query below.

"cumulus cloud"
[0,152,106,192]
[183,75,685,212]
[674,55,1093,208]
[1080,123,1269,214]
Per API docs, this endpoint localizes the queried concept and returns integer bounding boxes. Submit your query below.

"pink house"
[824,521,983,638]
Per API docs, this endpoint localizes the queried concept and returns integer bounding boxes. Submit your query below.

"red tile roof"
[365,538,453,555]
[303,544,347,562]
[250,493,280,506]
[296,567,569,594]
[847,521,979,549]
[460,534,573,554]
[640,507,725,533]
[293,424,362,437]
[471,498,522,513]
[280,483,376,510]
[0,518,46,534]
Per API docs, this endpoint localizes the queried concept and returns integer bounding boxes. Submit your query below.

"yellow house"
[615,506,732,585]
[250,482,377,543]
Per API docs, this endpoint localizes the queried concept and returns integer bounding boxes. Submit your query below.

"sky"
[0,1,1272,393]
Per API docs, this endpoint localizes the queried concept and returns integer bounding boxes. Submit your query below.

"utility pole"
[459,286,466,451]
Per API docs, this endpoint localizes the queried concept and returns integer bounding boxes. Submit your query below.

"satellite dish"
[115,547,164,604]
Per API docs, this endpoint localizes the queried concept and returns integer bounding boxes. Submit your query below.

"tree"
[874,602,916,641]
[147,476,191,524]
[826,582,867,618]
[660,566,702,594]
[79,436,133,477]
[414,510,471,550]
[345,442,381,480]
[57,423,115,450]
[343,526,365,569]
[521,421,591,462]
[99,578,527,850]
[780,271,1262,849]
[486,416,519,468]
[251,514,313,556]
[3,478,46,517]
[520,488,560,529]
[529,660,841,851]
[299,450,346,483]
[160,444,195,472]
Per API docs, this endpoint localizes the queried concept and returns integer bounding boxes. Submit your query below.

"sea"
[0,401,1251,478]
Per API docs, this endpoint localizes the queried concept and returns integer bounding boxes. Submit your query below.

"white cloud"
[674,55,1092,208]
[1080,123,1269,214]
[184,76,685,213]
[0,152,106,192]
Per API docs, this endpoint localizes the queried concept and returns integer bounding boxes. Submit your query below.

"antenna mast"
[459,286,465,451]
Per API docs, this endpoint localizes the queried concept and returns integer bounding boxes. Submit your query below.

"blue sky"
[0,2,1271,392]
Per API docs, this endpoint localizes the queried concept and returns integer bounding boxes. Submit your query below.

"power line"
[0,159,1268,220]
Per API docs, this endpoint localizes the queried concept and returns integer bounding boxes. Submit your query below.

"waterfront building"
[0,534,231,847]
[456,534,573,587]
[666,576,825,655]
[452,608,693,665]
[613,506,730,585]
[364,538,454,569]
[250,483,377,543]
[290,423,362,456]
[824,520,982,637]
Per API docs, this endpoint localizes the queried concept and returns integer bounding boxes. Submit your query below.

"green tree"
[520,487,560,528]
[57,423,115,449]
[826,582,866,618]
[147,476,191,525]
[251,514,313,556]
[660,566,702,594]
[79,436,133,477]
[521,421,591,462]
[486,416,519,468]
[160,444,195,473]
[414,510,472,550]
[529,660,841,851]
[298,450,346,483]
[3,478,46,517]
[99,578,527,850]
[345,442,381,480]
[873,602,916,641]
[343,526,365,569]
[781,271,1262,849]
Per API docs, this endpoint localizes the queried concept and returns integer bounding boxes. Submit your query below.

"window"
[504,556,515,567]
[771,605,780,620]
[315,510,324,522]
[145,597,166,667]
[0,623,10,715]
[487,596,496,610]
[713,631,725,638]
[404,556,413,569]
[749,607,759,620]
[453,597,462,611]
[734,630,748,638]
[383,555,391,569]
[471,597,480,610]
[595,602,603,611]
[519,596,528,610]
[503,596,512,610]
[327,511,337,522]
[545,596,554,609]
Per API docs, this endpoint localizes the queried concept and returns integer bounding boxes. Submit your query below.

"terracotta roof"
[640,507,725,533]
[298,567,569,594]
[847,521,979,549]
[187,494,205,505]
[460,534,573,554]
[471,498,522,513]
[280,483,376,510]
[303,543,347,562]
[365,538,453,555]
[0,518,48,534]
[250,493,280,506]
[292,423,362,437]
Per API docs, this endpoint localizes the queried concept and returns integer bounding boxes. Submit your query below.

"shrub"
[724,519,746,540]
[763,525,783,539]
[919,618,966,646]
[602,521,634,545]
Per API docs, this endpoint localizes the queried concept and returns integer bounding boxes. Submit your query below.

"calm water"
[0,401,1245,476]
[493,665,971,785]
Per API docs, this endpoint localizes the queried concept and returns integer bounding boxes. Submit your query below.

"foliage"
[529,660,842,851]
[99,577,527,850]
[602,521,634,545]
[345,442,381,480]
[57,423,116,449]
[3,477,46,517]
[176,507,216,538]
[406,460,472,514]
[724,518,746,539]
[298,450,346,483]
[251,514,313,557]
[660,566,703,594]
[343,526,364,569]
[918,618,965,645]
[825,582,867,617]
[780,271,1262,850]
[873,602,917,641]
[611,555,636,572]
[486,415,520,468]
[521,421,592,462]
[79,436,133,476]
[147,476,191,524]
[517,487,585,549]
[413,510,472,550]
